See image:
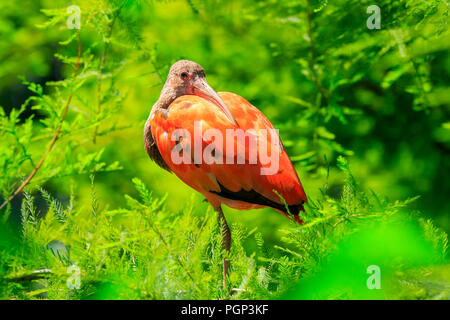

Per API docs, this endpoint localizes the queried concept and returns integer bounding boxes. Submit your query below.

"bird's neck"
[150,85,179,117]
[159,87,178,108]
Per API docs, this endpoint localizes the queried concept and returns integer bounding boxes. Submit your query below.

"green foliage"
[0,0,449,299]
[0,161,447,299]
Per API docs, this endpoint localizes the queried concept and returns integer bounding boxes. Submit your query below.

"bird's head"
[161,60,237,125]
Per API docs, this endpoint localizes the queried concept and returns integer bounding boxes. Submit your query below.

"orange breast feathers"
[150,92,307,211]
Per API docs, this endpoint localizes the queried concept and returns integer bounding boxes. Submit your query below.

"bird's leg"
[216,206,231,292]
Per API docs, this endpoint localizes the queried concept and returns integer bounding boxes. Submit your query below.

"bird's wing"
[144,112,172,172]
[150,92,307,212]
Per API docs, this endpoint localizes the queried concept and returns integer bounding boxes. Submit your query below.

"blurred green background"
[0,0,448,299]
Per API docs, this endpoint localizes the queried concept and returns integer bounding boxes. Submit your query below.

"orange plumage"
[149,91,307,223]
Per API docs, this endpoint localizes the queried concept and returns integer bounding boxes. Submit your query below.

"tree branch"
[138,205,204,295]
[92,12,118,144]
[0,32,82,211]
[305,6,331,96]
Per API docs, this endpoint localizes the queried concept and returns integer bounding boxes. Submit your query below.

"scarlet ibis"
[144,60,307,288]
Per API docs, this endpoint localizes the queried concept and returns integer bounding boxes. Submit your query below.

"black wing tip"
[211,181,305,218]
[285,202,305,216]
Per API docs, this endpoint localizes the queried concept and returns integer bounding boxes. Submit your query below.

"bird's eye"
[181,72,188,80]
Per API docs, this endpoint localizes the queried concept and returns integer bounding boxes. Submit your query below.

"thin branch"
[92,12,118,144]
[5,269,52,283]
[329,212,382,232]
[138,205,203,294]
[0,32,82,211]
[305,6,330,96]
[92,0,129,143]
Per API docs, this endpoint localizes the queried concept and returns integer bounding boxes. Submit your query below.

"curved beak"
[190,78,238,126]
